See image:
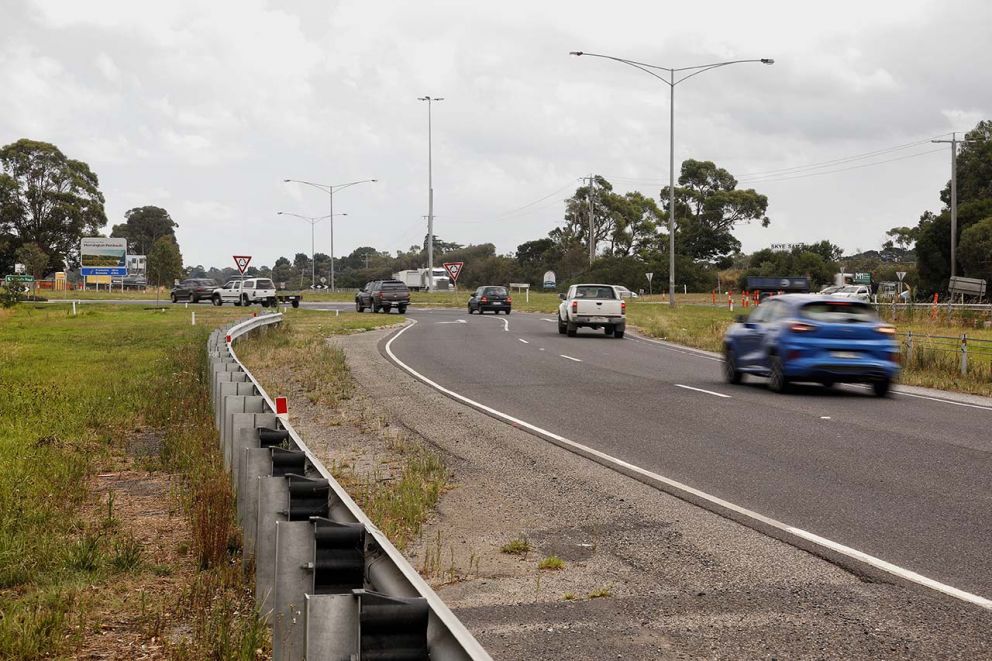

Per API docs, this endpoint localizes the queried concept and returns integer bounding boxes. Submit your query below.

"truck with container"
[392,268,452,291]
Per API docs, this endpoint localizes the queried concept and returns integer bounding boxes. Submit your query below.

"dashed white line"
[674,384,731,398]
[560,354,582,362]
[518,338,529,344]
[384,320,992,611]
[541,318,556,323]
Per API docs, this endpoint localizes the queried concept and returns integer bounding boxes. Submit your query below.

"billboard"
[80,238,127,276]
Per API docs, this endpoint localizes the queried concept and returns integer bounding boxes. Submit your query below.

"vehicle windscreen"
[381,281,408,291]
[256,279,274,289]
[800,301,878,323]
[573,286,616,299]
[483,287,507,296]
[838,286,863,293]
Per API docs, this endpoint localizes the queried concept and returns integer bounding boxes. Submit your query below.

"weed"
[538,555,565,571]
[110,533,144,573]
[68,533,103,573]
[588,586,612,599]
[500,536,532,556]
[563,592,577,601]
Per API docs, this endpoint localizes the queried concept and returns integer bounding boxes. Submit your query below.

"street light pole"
[418,96,444,291]
[570,51,774,307]
[276,211,340,288]
[283,178,377,290]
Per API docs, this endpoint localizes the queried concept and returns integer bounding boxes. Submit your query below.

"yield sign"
[442,261,464,282]
[233,255,252,274]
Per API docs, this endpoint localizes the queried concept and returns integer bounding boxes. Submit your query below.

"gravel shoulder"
[286,325,990,660]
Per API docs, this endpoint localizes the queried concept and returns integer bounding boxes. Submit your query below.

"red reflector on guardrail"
[276,396,288,417]
[225,334,231,343]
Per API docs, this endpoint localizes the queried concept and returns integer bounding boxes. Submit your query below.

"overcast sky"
[2,0,990,269]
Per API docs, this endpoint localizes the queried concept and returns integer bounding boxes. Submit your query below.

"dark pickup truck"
[356,279,410,314]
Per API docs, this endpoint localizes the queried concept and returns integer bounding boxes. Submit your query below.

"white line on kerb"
[518,338,529,344]
[675,384,731,398]
[384,319,992,612]
[560,354,582,362]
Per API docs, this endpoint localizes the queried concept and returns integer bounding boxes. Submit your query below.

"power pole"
[932,132,976,279]
[587,175,596,265]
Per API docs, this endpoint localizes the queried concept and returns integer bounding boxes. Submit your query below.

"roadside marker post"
[192,311,196,326]
[71,301,77,316]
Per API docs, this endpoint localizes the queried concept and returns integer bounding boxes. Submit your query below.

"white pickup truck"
[557,284,626,338]
[211,277,278,307]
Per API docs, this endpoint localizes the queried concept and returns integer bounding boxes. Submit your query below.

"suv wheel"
[213,295,222,307]
[768,356,788,393]
[566,322,577,337]
[557,315,567,335]
[723,347,743,384]
[170,293,177,303]
[873,378,891,397]
[356,300,364,312]
[241,294,250,307]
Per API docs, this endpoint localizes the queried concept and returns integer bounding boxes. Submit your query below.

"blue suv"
[722,294,900,396]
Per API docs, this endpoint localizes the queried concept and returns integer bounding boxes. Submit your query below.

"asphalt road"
[386,307,992,603]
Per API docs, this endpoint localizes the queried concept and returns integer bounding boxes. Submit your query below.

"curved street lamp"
[570,51,773,306]
[276,211,344,288]
[283,178,376,290]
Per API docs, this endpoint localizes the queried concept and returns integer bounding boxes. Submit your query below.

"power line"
[738,147,945,184]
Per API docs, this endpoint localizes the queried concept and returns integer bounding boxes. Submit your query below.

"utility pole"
[419,96,444,290]
[587,175,596,265]
[932,132,976,279]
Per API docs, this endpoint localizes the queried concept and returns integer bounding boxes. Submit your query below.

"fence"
[210,313,490,661]
[899,331,992,379]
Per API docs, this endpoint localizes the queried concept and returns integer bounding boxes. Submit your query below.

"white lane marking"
[541,318,556,323]
[539,348,545,351]
[675,384,731,398]
[436,319,468,325]
[821,416,831,420]
[518,338,529,344]
[630,335,723,362]
[384,320,992,611]
[845,384,992,411]
[560,354,582,362]
[501,317,509,332]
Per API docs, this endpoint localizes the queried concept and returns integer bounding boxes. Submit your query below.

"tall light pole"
[283,178,376,290]
[277,212,338,288]
[418,96,444,291]
[571,51,773,306]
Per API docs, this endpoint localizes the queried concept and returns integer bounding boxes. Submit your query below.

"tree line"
[3,121,991,296]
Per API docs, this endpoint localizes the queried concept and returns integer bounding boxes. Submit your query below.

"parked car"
[722,294,900,396]
[355,279,409,313]
[557,284,626,338]
[467,286,512,314]
[614,286,639,299]
[831,285,872,302]
[818,285,842,295]
[171,278,218,303]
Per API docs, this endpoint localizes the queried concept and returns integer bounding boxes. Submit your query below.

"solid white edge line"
[675,384,732,398]
[560,354,582,362]
[384,320,992,611]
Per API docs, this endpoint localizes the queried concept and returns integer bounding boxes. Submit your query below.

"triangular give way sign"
[233,255,252,274]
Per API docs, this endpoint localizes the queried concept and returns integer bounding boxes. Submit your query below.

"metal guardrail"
[210,313,491,661]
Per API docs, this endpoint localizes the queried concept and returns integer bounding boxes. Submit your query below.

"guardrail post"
[273,520,313,661]
[305,594,359,658]
[905,331,913,364]
[256,475,290,617]
[222,395,266,456]
[217,383,259,438]
[961,333,968,376]
[230,413,276,483]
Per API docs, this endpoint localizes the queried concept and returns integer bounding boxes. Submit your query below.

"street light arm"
[673,59,773,85]
[570,51,673,86]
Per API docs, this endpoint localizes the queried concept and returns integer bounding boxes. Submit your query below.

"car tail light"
[571,301,577,313]
[621,300,626,314]
[507,296,512,303]
[481,296,488,303]
[877,325,896,335]
[789,322,815,333]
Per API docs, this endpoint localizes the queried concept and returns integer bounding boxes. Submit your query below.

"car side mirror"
[735,314,748,323]
[558,293,566,300]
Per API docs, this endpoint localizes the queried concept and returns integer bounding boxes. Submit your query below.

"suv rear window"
[801,301,878,323]
[483,287,507,296]
[381,281,408,291]
[255,279,274,289]
[574,286,616,299]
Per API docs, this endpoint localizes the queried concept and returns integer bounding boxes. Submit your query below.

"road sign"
[233,255,252,274]
[81,237,127,276]
[542,270,557,289]
[853,272,872,284]
[896,271,907,282]
[442,261,464,283]
[645,272,654,282]
[4,274,34,283]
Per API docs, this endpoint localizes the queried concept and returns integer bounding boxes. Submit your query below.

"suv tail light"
[621,300,626,314]
[481,296,489,303]
[571,301,577,313]
[877,325,896,335]
[506,296,512,304]
[789,322,815,333]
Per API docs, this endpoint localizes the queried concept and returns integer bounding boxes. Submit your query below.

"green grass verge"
[0,304,264,658]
